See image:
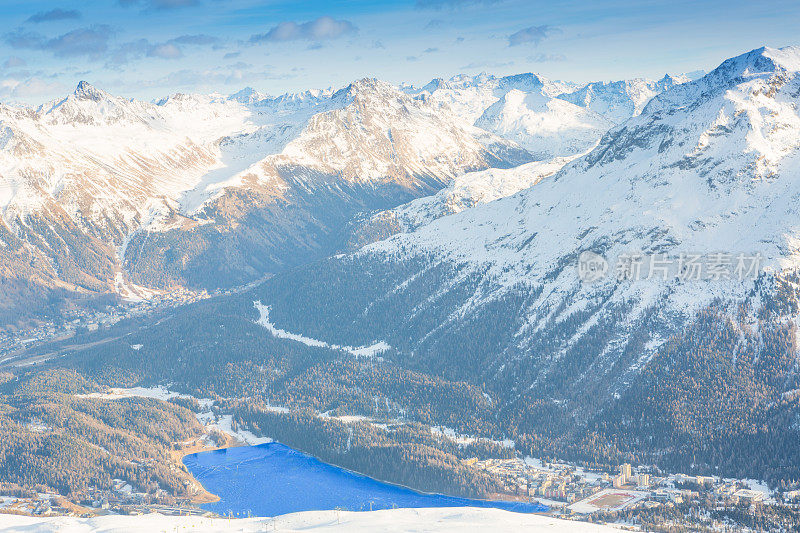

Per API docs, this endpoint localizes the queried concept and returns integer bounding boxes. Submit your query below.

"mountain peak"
[332,78,397,102]
[420,77,445,93]
[707,46,800,84]
[762,45,800,71]
[228,87,269,104]
[497,72,545,92]
[73,81,106,101]
[642,46,800,117]
[654,73,690,90]
[349,77,388,90]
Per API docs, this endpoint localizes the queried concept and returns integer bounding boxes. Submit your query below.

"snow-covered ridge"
[0,66,688,234]
[405,72,579,125]
[0,80,331,220]
[407,70,687,160]
[360,152,589,235]
[410,71,688,121]
[342,45,800,380]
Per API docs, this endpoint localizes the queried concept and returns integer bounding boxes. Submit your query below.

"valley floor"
[0,507,620,533]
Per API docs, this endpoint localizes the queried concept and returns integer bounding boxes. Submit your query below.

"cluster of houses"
[0,287,210,359]
[469,456,798,515]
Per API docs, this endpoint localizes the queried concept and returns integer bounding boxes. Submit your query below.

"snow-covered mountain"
[555,74,690,124]
[0,82,259,323]
[175,78,527,214]
[0,56,769,330]
[474,90,608,158]
[408,73,578,124]
[3,83,243,223]
[409,73,604,159]
[0,77,530,327]
[408,71,690,159]
[345,70,696,248]
[249,46,800,414]
[347,153,584,248]
[123,77,533,290]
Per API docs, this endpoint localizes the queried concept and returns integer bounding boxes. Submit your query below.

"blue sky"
[0,0,798,103]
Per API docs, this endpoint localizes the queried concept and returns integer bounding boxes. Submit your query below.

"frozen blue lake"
[183,442,548,517]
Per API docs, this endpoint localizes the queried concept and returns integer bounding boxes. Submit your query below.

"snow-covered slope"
[475,90,609,157]
[409,71,687,158]
[250,46,800,409]
[381,45,800,322]
[349,153,586,246]
[0,78,531,327]
[410,73,578,124]
[0,508,620,533]
[410,73,603,159]
[178,87,336,213]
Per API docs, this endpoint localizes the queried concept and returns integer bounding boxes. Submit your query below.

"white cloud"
[0,76,64,99]
[250,16,357,43]
[508,25,559,46]
[527,53,566,62]
[147,43,182,59]
[6,25,113,59]
[3,57,26,69]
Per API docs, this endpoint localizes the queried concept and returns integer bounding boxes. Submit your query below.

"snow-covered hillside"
[409,73,600,159]
[372,45,800,335]
[350,153,586,245]
[249,46,800,410]
[475,90,609,158]
[0,508,620,533]
[0,77,530,326]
